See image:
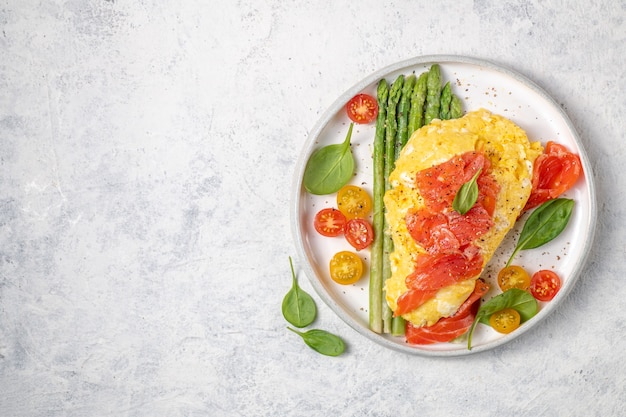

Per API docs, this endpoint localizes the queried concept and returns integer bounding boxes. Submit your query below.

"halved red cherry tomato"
[497,265,531,291]
[329,251,363,285]
[336,185,372,220]
[489,308,521,334]
[344,218,374,250]
[313,208,346,237]
[346,93,378,124]
[530,270,562,301]
[524,141,582,210]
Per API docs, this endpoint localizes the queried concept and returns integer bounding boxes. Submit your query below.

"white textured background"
[1,1,624,416]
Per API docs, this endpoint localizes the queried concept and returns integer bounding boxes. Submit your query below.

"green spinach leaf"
[506,198,574,266]
[467,289,538,350]
[281,257,316,328]
[303,123,355,195]
[287,327,345,357]
[453,169,481,215]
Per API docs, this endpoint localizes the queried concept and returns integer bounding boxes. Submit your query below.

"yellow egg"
[384,109,543,327]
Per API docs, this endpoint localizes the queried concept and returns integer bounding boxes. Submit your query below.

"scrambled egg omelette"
[384,109,543,327]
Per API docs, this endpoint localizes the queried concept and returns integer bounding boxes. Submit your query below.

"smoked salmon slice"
[395,151,499,317]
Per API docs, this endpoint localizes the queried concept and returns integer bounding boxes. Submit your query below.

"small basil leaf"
[467,289,538,350]
[506,198,574,266]
[281,257,316,328]
[476,289,538,323]
[452,169,481,215]
[287,327,346,357]
[303,123,355,195]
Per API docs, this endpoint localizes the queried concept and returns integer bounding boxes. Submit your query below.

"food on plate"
[424,64,443,125]
[344,218,374,251]
[524,141,582,210]
[303,123,355,195]
[313,208,346,237]
[497,265,531,291]
[384,108,544,331]
[467,288,538,349]
[405,278,489,344]
[465,196,574,347]
[329,251,363,285]
[300,61,588,353]
[370,66,467,335]
[397,74,417,150]
[312,187,374,251]
[369,79,390,334]
[529,269,562,301]
[336,185,372,220]
[504,198,575,267]
[346,93,378,124]
[488,308,521,334]
[407,72,428,134]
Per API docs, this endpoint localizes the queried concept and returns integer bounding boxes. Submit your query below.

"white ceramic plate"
[291,55,596,356]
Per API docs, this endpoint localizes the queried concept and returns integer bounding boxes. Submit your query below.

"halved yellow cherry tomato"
[329,251,363,285]
[497,265,531,291]
[489,308,521,334]
[336,185,372,220]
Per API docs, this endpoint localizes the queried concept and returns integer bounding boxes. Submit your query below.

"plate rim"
[290,54,598,357]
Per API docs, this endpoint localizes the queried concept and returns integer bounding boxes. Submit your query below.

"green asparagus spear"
[396,74,416,156]
[385,75,404,169]
[407,71,428,136]
[439,81,452,120]
[391,314,405,336]
[450,94,463,119]
[369,78,388,334]
[387,75,423,335]
[424,64,442,125]
[382,75,403,332]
